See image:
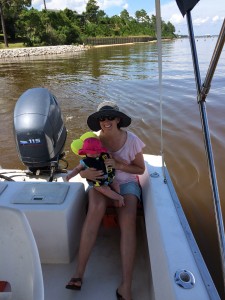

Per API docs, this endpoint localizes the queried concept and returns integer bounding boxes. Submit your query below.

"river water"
[0,38,225,297]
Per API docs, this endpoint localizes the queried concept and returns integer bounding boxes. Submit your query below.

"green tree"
[120,9,131,25]
[164,21,175,37]
[16,8,44,46]
[95,10,111,36]
[119,9,133,35]
[40,9,81,45]
[2,3,176,47]
[84,22,98,37]
[0,0,31,45]
[135,9,150,23]
[110,15,122,36]
[16,8,81,46]
[85,0,99,23]
[149,14,157,36]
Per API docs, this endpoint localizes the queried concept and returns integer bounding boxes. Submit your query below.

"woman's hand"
[105,152,145,175]
[105,157,125,171]
[80,168,104,182]
[104,158,116,169]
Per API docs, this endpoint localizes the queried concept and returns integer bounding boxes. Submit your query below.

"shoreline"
[0,45,88,59]
[0,41,159,59]
[92,40,158,48]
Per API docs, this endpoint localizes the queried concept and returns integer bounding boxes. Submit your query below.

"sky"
[32,0,225,36]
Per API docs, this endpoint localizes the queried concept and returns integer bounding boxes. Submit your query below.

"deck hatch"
[11,182,69,204]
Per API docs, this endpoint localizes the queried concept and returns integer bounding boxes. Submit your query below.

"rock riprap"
[0,45,88,58]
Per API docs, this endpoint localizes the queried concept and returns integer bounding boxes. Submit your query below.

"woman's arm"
[105,152,145,175]
[79,168,105,182]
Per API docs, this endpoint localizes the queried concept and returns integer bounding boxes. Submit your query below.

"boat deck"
[42,217,153,300]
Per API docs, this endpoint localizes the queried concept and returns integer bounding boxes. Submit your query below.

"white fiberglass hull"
[0,154,219,300]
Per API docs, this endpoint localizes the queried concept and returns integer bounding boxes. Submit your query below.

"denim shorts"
[119,181,142,201]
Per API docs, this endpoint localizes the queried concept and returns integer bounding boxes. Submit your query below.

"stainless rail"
[200,19,225,101]
[186,11,225,291]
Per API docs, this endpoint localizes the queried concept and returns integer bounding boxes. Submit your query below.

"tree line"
[0,0,176,47]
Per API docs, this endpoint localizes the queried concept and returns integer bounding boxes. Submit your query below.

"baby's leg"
[109,180,125,207]
[94,186,124,207]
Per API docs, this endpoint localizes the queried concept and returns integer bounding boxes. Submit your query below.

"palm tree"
[43,0,46,10]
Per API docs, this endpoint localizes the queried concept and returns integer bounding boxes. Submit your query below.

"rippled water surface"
[0,38,225,296]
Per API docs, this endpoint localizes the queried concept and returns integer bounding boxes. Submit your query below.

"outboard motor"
[13,88,67,177]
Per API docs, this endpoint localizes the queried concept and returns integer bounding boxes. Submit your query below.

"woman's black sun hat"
[87,101,132,131]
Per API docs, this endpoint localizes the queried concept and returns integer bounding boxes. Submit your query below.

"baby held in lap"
[66,137,124,207]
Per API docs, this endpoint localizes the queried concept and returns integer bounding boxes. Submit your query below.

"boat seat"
[0,206,44,300]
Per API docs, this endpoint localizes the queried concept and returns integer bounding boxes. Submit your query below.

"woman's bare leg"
[72,188,108,282]
[116,194,138,300]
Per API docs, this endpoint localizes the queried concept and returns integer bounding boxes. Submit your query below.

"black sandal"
[65,277,82,290]
[116,289,125,300]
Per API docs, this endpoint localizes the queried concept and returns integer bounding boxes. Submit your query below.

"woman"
[66,101,145,300]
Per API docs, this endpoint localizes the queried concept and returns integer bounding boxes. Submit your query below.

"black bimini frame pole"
[186,12,225,289]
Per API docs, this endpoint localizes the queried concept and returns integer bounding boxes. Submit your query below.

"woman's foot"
[116,286,131,300]
[116,288,125,299]
[65,277,82,290]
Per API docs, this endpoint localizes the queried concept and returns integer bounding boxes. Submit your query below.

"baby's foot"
[113,197,125,207]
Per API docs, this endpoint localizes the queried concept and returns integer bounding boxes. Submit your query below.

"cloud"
[159,0,225,35]
[193,17,209,26]
[98,0,128,11]
[169,14,183,24]
[32,0,43,8]
[32,0,86,11]
[212,16,219,22]
[33,0,129,14]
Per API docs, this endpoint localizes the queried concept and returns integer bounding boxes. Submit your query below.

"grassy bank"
[0,35,24,49]
[0,42,24,49]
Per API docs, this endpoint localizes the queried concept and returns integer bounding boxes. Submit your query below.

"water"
[1,38,225,297]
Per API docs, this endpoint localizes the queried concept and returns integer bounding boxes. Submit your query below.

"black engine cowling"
[13,87,67,173]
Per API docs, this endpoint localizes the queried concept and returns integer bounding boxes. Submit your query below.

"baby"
[66,137,125,207]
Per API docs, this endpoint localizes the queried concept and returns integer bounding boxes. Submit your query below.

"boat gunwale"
[165,167,220,299]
